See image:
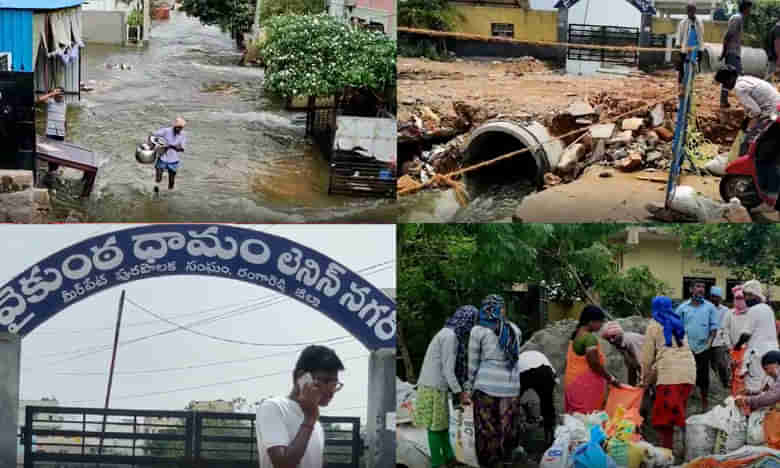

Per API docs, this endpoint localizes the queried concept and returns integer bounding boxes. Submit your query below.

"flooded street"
[55,11,396,222]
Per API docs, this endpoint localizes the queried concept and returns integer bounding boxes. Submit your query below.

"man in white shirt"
[708,287,732,388]
[256,345,345,468]
[734,280,780,394]
[151,117,187,191]
[676,2,704,96]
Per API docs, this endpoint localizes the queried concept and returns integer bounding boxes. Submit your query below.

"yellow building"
[450,0,558,42]
[614,227,780,303]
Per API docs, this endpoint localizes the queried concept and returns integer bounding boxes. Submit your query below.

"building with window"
[329,0,396,38]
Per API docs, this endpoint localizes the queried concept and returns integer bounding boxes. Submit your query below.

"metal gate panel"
[567,23,640,66]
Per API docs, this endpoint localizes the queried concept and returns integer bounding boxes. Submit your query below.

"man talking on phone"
[257,345,345,468]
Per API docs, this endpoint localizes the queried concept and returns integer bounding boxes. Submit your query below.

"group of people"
[415,295,558,468]
[415,280,780,468]
[677,0,780,212]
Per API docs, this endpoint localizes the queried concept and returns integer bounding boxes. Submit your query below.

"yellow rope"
[399,27,683,54]
[398,92,681,197]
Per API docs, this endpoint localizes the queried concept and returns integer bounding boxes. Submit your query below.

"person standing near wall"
[676,2,704,97]
[720,0,753,108]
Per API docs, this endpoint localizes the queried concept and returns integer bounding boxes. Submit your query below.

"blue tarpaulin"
[0,0,82,10]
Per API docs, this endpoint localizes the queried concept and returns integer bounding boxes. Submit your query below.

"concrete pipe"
[463,120,564,192]
[700,42,769,78]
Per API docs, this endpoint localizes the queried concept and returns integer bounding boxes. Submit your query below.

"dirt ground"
[398,57,750,147]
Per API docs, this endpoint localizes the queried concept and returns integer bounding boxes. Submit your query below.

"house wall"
[652,17,728,43]
[621,239,780,300]
[81,10,126,44]
[0,9,33,72]
[452,5,558,41]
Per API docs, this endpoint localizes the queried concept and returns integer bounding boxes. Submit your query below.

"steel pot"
[135,143,157,164]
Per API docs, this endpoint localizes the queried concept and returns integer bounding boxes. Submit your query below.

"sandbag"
[633,441,674,468]
[669,185,731,222]
[540,429,572,468]
[711,397,748,453]
[605,385,644,426]
[574,426,612,468]
[766,409,780,449]
[705,154,729,176]
[449,403,479,467]
[748,408,768,445]
[560,414,589,444]
[686,414,719,462]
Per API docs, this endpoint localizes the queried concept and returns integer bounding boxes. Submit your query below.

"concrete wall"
[452,5,558,41]
[0,333,21,468]
[81,10,126,45]
[652,17,728,43]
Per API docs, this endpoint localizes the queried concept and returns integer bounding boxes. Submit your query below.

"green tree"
[180,0,256,49]
[397,224,669,381]
[261,14,396,98]
[398,0,460,31]
[676,224,780,289]
[258,0,325,25]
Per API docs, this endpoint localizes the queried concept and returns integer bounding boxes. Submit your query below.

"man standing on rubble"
[720,0,752,108]
[676,1,704,97]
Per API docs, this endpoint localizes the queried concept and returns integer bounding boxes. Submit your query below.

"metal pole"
[98,290,125,458]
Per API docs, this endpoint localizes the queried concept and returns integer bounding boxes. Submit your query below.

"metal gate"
[21,406,363,467]
[567,24,640,66]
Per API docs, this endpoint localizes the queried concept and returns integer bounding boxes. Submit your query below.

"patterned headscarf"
[652,296,685,347]
[478,294,519,370]
[445,305,478,387]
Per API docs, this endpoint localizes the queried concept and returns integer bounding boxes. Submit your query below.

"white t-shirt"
[256,397,325,468]
[516,350,555,375]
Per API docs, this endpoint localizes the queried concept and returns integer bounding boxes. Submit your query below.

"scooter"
[719,104,780,210]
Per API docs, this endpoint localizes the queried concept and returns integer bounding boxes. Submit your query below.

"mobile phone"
[297,372,313,389]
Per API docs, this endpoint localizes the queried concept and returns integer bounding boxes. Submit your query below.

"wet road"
[54,11,396,222]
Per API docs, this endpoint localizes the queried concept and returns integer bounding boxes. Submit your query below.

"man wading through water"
[150,117,186,192]
[256,345,345,468]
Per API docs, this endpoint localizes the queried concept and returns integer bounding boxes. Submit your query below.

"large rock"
[0,189,34,223]
[556,143,587,174]
[0,170,34,193]
[618,152,644,172]
[590,123,616,140]
[655,127,674,142]
[608,130,633,146]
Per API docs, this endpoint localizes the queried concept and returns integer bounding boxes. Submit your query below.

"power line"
[65,354,370,405]
[23,337,357,376]
[25,261,394,364]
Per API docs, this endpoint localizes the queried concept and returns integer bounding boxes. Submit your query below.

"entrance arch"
[0,224,396,468]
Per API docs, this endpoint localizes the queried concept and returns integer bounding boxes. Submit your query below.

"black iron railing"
[21,406,362,468]
[567,23,640,66]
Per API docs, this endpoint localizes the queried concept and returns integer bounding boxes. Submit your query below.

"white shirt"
[721,308,751,348]
[418,327,462,393]
[676,16,704,53]
[153,126,187,163]
[741,303,779,354]
[256,397,325,468]
[734,76,780,118]
[712,304,730,347]
[516,350,555,375]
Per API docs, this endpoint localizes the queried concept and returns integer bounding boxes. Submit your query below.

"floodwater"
[397,181,535,223]
[51,11,397,222]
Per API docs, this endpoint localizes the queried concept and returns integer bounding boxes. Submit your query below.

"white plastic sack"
[560,414,589,444]
[669,185,731,222]
[540,429,572,468]
[685,414,718,462]
[705,154,728,176]
[710,397,747,453]
[747,408,768,445]
[633,441,674,468]
[449,401,479,468]
[396,378,417,423]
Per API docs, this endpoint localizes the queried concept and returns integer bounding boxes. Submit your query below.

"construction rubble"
[396,317,780,468]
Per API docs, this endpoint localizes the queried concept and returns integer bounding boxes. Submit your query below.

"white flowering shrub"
[261,13,396,98]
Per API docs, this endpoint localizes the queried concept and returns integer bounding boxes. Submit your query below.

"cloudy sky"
[2,224,395,423]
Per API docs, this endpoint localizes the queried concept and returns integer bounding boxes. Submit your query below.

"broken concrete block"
[622,118,644,131]
[646,151,664,163]
[590,123,616,140]
[646,130,660,146]
[650,103,665,128]
[609,130,634,146]
[592,139,607,161]
[0,170,34,193]
[655,127,674,141]
[567,101,595,117]
[618,152,644,172]
[557,143,587,173]
[544,172,562,186]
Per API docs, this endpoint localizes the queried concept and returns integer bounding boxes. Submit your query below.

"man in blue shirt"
[676,281,720,411]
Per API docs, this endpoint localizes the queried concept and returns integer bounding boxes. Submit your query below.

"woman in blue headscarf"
[467,294,523,468]
[415,305,478,468]
[639,296,696,450]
